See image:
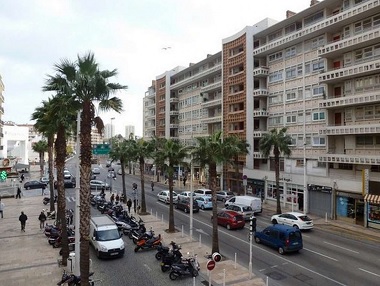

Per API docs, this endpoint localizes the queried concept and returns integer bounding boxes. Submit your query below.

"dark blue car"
[254,224,303,255]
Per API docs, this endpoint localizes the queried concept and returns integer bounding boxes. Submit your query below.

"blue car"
[195,196,212,210]
[254,224,303,255]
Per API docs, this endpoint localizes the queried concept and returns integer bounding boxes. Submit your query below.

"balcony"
[319,124,380,135]
[253,152,265,159]
[201,98,222,108]
[253,109,269,117]
[319,154,380,166]
[171,64,222,89]
[253,89,269,97]
[319,60,380,84]
[253,130,268,138]
[169,110,179,116]
[253,0,380,56]
[169,97,179,103]
[145,112,155,119]
[200,81,221,93]
[169,123,179,129]
[319,92,380,109]
[319,27,380,58]
[201,115,222,124]
[253,66,269,77]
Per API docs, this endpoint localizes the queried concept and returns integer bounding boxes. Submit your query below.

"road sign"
[206,260,215,271]
[92,144,110,155]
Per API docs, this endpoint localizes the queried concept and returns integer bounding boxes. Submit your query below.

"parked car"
[54,177,76,189]
[271,212,313,230]
[63,170,72,180]
[212,210,245,230]
[90,180,110,190]
[216,190,235,202]
[195,196,212,210]
[194,188,212,198]
[91,168,101,174]
[225,195,262,214]
[175,198,199,213]
[40,177,49,184]
[24,180,47,190]
[157,190,178,204]
[223,203,253,221]
[177,191,194,201]
[254,224,303,255]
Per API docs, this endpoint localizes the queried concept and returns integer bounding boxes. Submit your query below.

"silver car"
[223,203,253,221]
[216,191,234,202]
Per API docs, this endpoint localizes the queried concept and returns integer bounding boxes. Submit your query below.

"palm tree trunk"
[274,150,282,214]
[168,169,175,232]
[139,157,147,213]
[210,162,220,253]
[48,135,55,212]
[39,152,44,177]
[79,103,92,285]
[120,161,127,203]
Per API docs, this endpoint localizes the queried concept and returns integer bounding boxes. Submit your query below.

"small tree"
[32,140,48,176]
[259,127,292,214]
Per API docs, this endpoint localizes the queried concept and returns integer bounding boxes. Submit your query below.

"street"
[59,161,380,286]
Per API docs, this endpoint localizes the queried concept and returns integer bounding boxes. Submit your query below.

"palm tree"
[192,131,249,253]
[32,140,48,176]
[259,127,292,214]
[43,52,127,283]
[154,138,190,232]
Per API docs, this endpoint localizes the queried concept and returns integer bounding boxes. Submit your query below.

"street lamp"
[110,117,115,140]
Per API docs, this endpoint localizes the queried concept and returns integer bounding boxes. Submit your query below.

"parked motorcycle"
[53,234,75,248]
[46,210,56,220]
[131,228,154,245]
[155,241,178,260]
[169,255,200,280]
[160,242,183,272]
[90,194,106,207]
[134,234,162,252]
[43,195,58,205]
[57,269,95,286]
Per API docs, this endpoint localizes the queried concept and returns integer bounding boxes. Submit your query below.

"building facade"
[143,0,380,229]
[124,125,135,138]
[0,75,4,155]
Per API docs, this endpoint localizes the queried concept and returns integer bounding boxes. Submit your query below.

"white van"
[225,196,262,214]
[90,215,125,258]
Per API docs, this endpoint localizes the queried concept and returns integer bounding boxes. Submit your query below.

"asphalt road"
[59,162,380,286]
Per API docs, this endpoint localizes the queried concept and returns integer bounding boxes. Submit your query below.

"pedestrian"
[115,194,120,203]
[110,193,115,204]
[133,199,137,213]
[183,177,187,187]
[127,198,132,213]
[41,184,46,196]
[0,198,4,218]
[15,187,22,199]
[38,210,47,230]
[19,211,28,232]
[20,173,25,182]
[151,181,154,191]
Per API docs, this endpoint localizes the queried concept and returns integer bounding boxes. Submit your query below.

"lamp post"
[74,111,81,275]
[110,117,115,140]
[303,140,308,214]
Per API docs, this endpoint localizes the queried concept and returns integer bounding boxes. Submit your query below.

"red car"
[213,210,245,230]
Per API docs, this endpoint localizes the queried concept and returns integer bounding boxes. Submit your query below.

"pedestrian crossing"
[66,196,76,202]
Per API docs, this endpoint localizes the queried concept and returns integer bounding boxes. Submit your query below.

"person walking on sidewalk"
[127,198,132,214]
[0,198,4,218]
[41,184,46,196]
[38,211,47,229]
[151,181,154,191]
[19,211,28,232]
[15,187,22,199]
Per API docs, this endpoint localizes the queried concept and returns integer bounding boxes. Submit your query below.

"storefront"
[365,194,380,230]
[265,181,304,211]
[335,191,364,225]
[247,179,265,200]
[309,185,332,218]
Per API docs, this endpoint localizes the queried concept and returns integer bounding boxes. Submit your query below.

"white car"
[194,188,212,198]
[177,191,194,201]
[92,168,101,174]
[157,190,178,204]
[271,212,314,230]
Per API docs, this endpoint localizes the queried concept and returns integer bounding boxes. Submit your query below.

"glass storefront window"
[368,204,380,223]
[267,182,284,200]
[336,196,355,218]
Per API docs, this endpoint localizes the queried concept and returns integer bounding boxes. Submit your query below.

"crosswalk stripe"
[66,196,75,202]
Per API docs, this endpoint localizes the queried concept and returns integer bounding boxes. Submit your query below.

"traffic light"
[0,170,7,181]
[250,215,257,234]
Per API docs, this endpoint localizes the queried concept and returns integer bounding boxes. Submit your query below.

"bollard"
[181,225,184,238]
[199,234,201,248]
[234,253,237,269]
[150,208,152,214]
[325,212,328,223]
[223,269,226,286]
[266,276,269,286]
[162,214,164,222]
[193,276,196,286]
[156,211,158,219]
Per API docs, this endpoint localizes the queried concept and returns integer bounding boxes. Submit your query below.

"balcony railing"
[169,110,179,116]
[319,60,380,84]
[201,115,222,124]
[253,0,380,56]
[253,66,269,77]
[319,124,380,135]
[253,109,269,117]
[319,154,380,165]
[200,81,221,93]
[253,152,265,158]
[171,64,222,89]
[253,89,269,97]
[169,97,179,103]
[253,130,268,138]
[201,98,222,108]
[319,92,380,108]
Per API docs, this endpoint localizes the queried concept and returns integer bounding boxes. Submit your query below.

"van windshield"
[96,229,120,241]
[289,231,302,241]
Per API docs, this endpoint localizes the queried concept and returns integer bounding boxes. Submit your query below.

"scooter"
[155,241,178,260]
[134,234,162,252]
[160,243,183,272]
[169,255,200,280]
[57,269,95,286]
[43,195,58,205]
[131,228,154,245]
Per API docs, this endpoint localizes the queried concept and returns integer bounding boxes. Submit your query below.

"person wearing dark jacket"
[38,211,47,229]
[19,211,28,232]
[16,187,22,199]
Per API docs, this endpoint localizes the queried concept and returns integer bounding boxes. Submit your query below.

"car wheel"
[96,249,101,258]
[293,224,299,229]
[222,198,226,203]
[175,204,178,209]
[26,187,30,190]
[278,247,284,255]
[226,224,231,230]
[201,205,205,210]
[255,237,261,244]
[272,219,278,224]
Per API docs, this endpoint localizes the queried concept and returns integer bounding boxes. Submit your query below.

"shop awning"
[364,194,380,204]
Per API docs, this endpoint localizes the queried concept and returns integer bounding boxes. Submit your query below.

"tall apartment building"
[124,125,135,138]
[0,75,4,154]
[144,0,380,230]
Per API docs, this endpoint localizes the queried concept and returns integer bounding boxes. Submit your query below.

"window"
[312,137,326,146]
[286,115,297,123]
[286,92,297,101]
[313,86,325,96]
[268,51,283,62]
[357,136,373,145]
[285,47,296,58]
[296,160,304,167]
[304,11,324,27]
[286,67,296,79]
[269,70,283,83]
[312,59,325,72]
[313,112,325,121]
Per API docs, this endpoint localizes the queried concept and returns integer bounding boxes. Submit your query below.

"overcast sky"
[0,0,310,136]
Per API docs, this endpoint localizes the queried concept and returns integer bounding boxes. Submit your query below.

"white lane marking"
[303,248,338,261]
[323,241,359,254]
[358,268,380,277]
[143,264,152,271]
